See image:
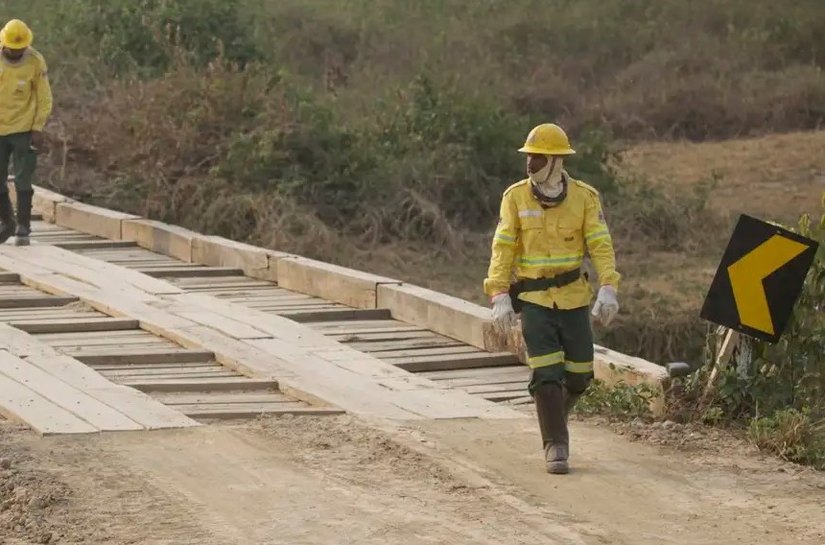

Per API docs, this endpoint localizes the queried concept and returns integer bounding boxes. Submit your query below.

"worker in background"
[483,123,620,474]
[0,19,52,246]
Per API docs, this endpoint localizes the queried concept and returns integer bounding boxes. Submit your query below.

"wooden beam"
[282,308,393,323]
[0,271,20,282]
[9,317,139,334]
[137,266,243,278]
[125,377,278,393]
[0,295,78,308]
[180,405,344,419]
[387,351,519,373]
[73,349,215,366]
[53,240,138,250]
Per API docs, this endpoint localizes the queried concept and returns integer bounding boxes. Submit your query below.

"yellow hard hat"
[0,19,33,50]
[518,123,576,155]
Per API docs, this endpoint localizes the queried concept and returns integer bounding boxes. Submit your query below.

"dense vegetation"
[5,0,824,461]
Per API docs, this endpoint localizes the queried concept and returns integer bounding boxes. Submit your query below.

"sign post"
[698,214,818,399]
[700,214,819,343]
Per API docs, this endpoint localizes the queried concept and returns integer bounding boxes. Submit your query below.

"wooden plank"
[0,310,103,319]
[102,370,238,380]
[312,324,428,335]
[55,201,140,240]
[24,354,199,430]
[283,308,393,323]
[376,283,493,350]
[461,381,528,395]
[73,349,215,365]
[29,185,69,222]
[0,272,20,282]
[9,317,140,334]
[50,345,182,356]
[436,372,530,388]
[387,352,520,373]
[174,310,271,340]
[330,330,446,343]
[180,286,279,294]
[45,337,172,348]
[503,396,534,406]
[152,392,294,405]
[138,266,243,278]
[90,362,223,372]
[346,338,466,352]
[34,329,154,341]
[54,240,138,250]
[0,351,143,431]
[308,319,412,330]
[221,293,329,303]
[479,390,530,402]
[0,373,99,435]
[171,276,274,287]
[0,295,78,308]
[191,235,288,282]
[249,303,343,311]
[98,364,231,375]
[180,405,343,419]
[418,365,527,381]
[14,245,183,297]
[121,218,200,261]
[372,345,481,359]
[159,401,305,412]
[125,377,278,393]
[276,256,400,309]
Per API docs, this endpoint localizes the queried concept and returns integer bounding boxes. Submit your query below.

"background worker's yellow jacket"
[483,173,621,310]
[0,48,52,136]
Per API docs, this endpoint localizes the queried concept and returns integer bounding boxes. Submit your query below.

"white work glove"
[491,292,517,335]
[591,285,619,326]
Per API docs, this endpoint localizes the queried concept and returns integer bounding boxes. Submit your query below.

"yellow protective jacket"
[0,47,52,136]
[483,172,621,310]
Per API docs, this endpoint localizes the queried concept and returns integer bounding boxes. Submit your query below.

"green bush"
[748,409,825,469]
[42,0,262,78]
[576,379,658,420]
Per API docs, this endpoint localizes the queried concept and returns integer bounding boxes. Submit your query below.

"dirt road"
[2,412,824,545]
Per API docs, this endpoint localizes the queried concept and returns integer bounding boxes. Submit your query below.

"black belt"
[508,268,582,313]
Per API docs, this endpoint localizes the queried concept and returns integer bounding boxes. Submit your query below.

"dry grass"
[618,130,825,223]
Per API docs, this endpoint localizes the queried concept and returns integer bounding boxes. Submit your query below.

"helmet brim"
[517,145,576,155]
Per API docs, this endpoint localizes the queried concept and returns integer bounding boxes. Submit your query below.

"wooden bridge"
[0,183,667,434]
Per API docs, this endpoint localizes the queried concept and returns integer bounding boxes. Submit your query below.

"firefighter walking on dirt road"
[483,123,620,474]
[0,18,52,246]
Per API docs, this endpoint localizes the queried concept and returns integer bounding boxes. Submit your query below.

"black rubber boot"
[14,189,32,246]
[534,382,570,474]
[563,388,582,423]
[0,192,16,244]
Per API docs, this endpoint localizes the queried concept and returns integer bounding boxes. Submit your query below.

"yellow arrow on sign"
[727,234,808,335]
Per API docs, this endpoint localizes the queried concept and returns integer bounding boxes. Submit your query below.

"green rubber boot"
[534,382,570,474]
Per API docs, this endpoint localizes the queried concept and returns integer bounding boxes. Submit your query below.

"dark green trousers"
[0,132,36,193]
[520,302,595,396]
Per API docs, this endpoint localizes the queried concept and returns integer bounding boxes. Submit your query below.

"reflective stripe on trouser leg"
[521,302,566,395]
[565,360,594,394]
[528,351,564,369]
[564,360,593,374]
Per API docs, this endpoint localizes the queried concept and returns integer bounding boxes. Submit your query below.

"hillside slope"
[620,130,825,223]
